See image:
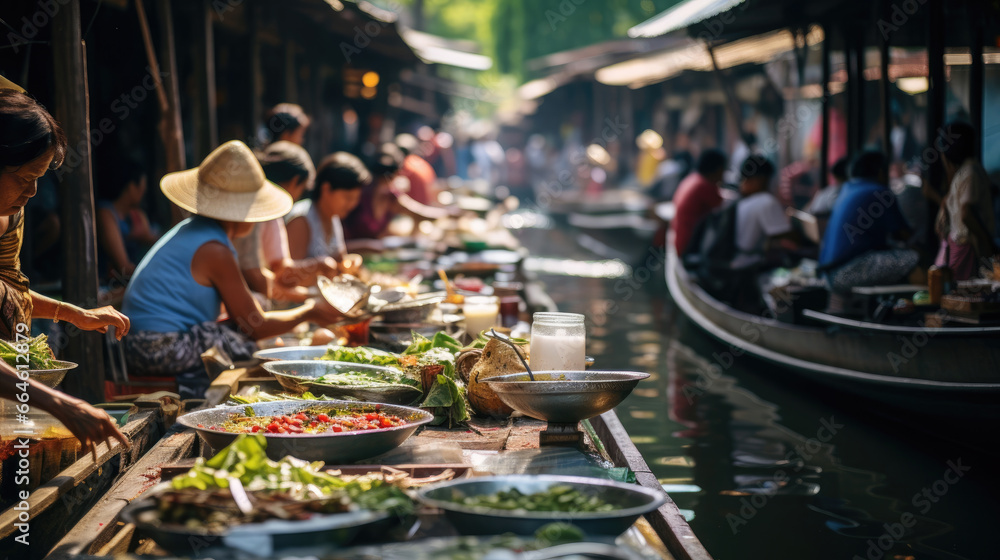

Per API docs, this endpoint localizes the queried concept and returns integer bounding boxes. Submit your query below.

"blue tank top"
[123,217,234,333]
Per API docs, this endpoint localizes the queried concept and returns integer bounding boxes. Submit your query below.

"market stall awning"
[628,0,747,38]
[401,28,493,70]
[598,25,823,88]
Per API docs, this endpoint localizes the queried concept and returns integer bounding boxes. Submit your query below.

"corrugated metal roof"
[628,0,747,38]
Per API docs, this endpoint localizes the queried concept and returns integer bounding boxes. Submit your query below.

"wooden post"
[969,4,984,158]
[52,0,104,403]
[852,29,866,153]
[155,0,186,174]
[248,2,262,144]
[880,0,892,167]
[819,24,831,185]
[926,0,945,248]
[844,27,858,157]
[193,0,218,159]
[285,42,298,103]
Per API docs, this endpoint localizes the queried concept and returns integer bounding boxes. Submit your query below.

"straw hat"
[161,140,292,222]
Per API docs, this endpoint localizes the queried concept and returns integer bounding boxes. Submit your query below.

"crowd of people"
[671,120,997,307]
[0,85,462,452]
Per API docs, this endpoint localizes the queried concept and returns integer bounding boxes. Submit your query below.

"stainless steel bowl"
[484,371,649,423]
[262,360,422,405]
[27,360,78,388]
[253,345,332,363]
[378,295,443,324]
[415,475,666,536]
[177,400,433,463]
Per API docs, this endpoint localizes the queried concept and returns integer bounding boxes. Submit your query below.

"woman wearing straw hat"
[122,140,345,398]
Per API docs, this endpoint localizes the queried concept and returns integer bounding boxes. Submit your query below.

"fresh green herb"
[465,330,529,351]
[170,434,414,516]
[320,346,400,367]
[0,334,57,370]
[457,485,617,513]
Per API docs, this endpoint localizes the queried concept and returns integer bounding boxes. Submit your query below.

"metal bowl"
[369,323,448,352]
[27,360,78,388]
[253,345,333,363]
[261,360,422,405]
[121,497,387,556]
[378,295,443,324]
[177,400,434,463]
[415,475,666,536]
[484,371,649,423]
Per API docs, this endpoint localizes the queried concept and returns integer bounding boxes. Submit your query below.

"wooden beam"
[969,3,984,158]
[52,0,104,404]
[852,29,865,153]
[819,24,831,185]
[155,0,186,174]
[880,0,892,167]
[248,2,263,144]
[193,0,218,159]
[927,0,945,187]
[285,42,298,103]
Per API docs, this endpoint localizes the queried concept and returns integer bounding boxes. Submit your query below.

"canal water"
[513,218,998,560]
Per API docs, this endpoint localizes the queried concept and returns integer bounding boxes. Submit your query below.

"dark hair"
[0,90,67,170]
[739,154,775,180]
[850,151,886,181]
[939,121,976,166]
[97,154,146,202]
[369,143,404,177]
[696,148,728,176]
[831,156,849,181]
[259,141,315,187]
[267,103,310,136]
[310,152,370,201]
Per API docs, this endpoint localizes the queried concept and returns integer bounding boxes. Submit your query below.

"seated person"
[343,144,452,243]
[121,141,343,398]
[671,149,727,255]
[819,151,918,293]
[933,122,996,280]
[806,156,849,216]
[395,133,439,206]
[96,155,159,283]
[285,152,367,263]
[237,142,355,302]
[732,156,796,270]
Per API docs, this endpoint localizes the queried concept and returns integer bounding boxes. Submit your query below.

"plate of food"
[177,400,434,463]
[121,434,414,556]
[415,475,666,537]
[262,361,424,405]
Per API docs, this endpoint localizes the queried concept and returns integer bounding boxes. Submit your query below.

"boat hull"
[665,251,1000,421]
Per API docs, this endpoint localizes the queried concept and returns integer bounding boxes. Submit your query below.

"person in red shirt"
[671,149,728,254]
[395,133,438,206]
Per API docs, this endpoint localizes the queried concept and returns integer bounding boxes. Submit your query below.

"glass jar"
[529,312,586,371]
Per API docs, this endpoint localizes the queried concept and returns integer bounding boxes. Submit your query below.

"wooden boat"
[39,365,714,560]
[666,250,1000,423]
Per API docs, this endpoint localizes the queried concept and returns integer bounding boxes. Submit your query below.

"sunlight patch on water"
[660,484,702,494]
[632,388,659,398]
[630,436,658,444]
[629,410,657,419]
[524,257,630,278]
[654,456,697,467]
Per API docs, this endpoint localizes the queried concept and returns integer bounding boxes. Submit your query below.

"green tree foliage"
[378,0,681,82]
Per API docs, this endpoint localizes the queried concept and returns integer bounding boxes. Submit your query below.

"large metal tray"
[177,400,433,463]
[415,475,666,537]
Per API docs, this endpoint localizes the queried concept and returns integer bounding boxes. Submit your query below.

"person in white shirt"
[732,155,796,269]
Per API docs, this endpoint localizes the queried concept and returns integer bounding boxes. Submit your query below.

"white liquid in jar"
[529,331,586,371]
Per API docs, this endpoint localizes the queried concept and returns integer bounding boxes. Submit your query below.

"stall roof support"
[53,0,104,403]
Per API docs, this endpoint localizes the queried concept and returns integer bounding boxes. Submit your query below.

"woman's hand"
[307,297,346,326]
[49,393,130,460]
[337,253,363,276]
[65,305,131,339]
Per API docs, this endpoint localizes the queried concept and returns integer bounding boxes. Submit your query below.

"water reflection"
[515,225,998,560]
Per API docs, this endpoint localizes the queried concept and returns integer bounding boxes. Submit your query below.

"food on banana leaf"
[159,434,413,532]
[466,336,530,419]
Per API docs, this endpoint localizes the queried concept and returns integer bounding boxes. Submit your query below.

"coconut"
[466,337,530,419]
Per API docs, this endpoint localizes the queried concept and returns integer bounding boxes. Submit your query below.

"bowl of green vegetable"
[415,475,666,536]
[262,361,423,405]
[0,335,77,388]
